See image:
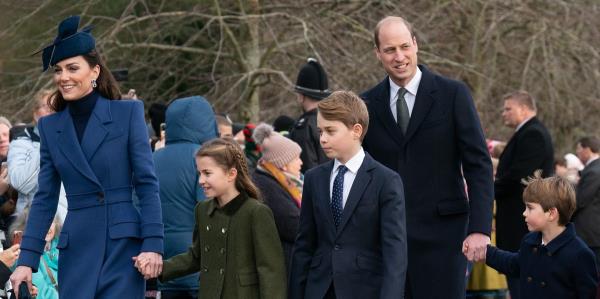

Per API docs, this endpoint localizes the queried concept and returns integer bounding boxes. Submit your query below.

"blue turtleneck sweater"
[68,90,98,143]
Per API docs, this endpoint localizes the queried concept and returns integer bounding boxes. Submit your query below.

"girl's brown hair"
[196,138,260,200]
[50,49,121,112]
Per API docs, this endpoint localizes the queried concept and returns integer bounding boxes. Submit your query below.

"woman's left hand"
[132,252,162,280]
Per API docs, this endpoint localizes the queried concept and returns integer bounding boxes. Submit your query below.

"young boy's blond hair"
[522,170,576,226]
[317,90,369,140]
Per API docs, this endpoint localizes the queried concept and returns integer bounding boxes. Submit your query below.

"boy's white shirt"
[329,147,365,208]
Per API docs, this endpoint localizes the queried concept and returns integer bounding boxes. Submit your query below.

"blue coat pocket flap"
[56,232,69,249]
[109,222,141,239]
[437,198,469,215]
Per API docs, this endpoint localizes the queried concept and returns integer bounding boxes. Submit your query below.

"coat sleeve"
[252,203,287,298]
[128,101,164,254]
[160,204,202,281]
[7,138,40,196]
[453,82,494,236]
[17,118,61,271]
[485,245,520,277]
[574,247,599,298]
[379,173,407,298]
[288,171,317,299]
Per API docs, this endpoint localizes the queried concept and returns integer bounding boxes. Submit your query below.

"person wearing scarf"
[252,123,303,270]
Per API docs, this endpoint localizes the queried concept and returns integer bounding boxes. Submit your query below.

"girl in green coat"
[157,138,287,299]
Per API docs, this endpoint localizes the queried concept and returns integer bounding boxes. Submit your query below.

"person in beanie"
[289,58,331,173]
[252,123,302,270]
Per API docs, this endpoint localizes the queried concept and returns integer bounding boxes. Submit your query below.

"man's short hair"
[373,16,416,49]
[523,170,575,226]
[578,136,600,154]
[318,91,369,140]
[502,90,537,112]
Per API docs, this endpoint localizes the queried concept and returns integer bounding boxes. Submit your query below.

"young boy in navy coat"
[482,171,598,298]
[288,91,407,299]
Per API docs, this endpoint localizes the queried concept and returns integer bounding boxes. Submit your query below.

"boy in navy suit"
[483,171,598,298]
[289,91,407,299]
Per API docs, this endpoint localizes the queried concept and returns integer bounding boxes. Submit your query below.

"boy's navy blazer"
[289,153,407,299]
[17,96,163,297]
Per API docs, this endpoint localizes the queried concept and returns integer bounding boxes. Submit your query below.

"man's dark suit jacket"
[361,65,494,298]
[288,153,407,299]
[573,158,600,248]
[495,117,554,251]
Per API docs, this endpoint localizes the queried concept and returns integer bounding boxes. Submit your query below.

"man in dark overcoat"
[495,90,554,299]
[361,16,494,298]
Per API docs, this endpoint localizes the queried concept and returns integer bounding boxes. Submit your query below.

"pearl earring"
[91,79,97,88]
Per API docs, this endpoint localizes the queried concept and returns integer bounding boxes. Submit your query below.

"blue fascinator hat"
[39,15,95,72]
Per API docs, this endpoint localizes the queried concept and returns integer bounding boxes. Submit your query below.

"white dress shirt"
[389,67,422,122]
[329,147,366,208]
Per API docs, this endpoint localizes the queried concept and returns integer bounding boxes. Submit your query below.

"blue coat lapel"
[336,154,374,235]
[56,109,101,186]
[81,97,111,161]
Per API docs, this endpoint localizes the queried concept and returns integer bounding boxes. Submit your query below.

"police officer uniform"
[289,58,331,173]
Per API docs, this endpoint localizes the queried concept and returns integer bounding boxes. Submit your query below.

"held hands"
[462,233,491,262]
[132,252,163,280]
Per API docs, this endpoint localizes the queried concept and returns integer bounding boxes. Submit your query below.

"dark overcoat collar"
[369,65,438,147]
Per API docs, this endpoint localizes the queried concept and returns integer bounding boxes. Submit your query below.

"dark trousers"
[161,290,197,299]
[506,276,520,299]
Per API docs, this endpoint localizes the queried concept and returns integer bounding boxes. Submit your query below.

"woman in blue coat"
[10,16,164,298]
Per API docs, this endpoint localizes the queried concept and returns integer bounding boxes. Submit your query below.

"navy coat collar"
[55,96,113,187]
[523,223,576,255]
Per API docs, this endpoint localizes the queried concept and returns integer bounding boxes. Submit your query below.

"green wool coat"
[160,193,287,299]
